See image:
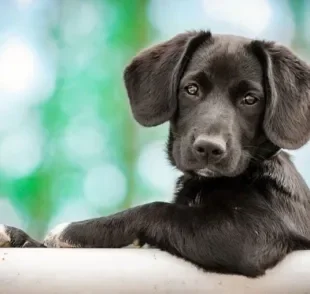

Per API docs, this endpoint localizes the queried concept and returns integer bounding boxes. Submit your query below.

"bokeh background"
[0,0,310,239]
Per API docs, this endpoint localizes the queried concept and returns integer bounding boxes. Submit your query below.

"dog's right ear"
[123,31,211,127]
[251,41,310,149]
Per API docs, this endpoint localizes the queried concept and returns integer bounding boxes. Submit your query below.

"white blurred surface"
[0,249,310,294]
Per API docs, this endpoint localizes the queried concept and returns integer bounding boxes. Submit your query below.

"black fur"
[2,31,310,278]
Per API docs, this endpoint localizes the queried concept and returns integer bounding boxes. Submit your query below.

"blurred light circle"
[202,0,271,34]
[63,1,101,45]
[148,0,208,40]
[0,35,55,106]
[47,198,101,231]
[17,0,34,6]
[0,36,36,94]
[0,127,43,178]
[78,2,101,35]
[62,112,107,165]
[64,126,105,160]
[148,0,293,45]
[137,141,179,194]
[0,105,29,134]
[83,164,127,207]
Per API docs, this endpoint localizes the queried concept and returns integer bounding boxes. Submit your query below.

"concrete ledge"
[0,249,309,294]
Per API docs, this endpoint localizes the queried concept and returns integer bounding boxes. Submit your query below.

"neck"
[256,140,281,160]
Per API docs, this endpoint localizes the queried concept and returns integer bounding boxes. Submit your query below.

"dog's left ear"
[123,31,211,127]
[251,41,310,149]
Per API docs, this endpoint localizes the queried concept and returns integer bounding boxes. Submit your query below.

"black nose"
[193,135,226,162]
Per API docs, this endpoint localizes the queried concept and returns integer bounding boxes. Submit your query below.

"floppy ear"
[123,31,211,127]
[251,41,310,149]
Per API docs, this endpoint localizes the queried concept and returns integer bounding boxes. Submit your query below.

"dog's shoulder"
[258,151,309,199]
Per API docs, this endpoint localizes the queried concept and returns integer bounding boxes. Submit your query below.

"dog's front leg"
[0,225,45,247]
[43,202,199,252]
[43,201,287,277]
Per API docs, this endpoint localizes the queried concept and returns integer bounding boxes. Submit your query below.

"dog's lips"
[196,168,218,177]
[194,155,245,178]
[180,157,225,177]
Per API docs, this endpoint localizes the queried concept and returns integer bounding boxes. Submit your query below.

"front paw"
[44,221,144,248]
[0,224,44,247]
[43,223,76,248]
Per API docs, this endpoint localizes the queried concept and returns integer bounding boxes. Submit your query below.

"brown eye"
[185,84,199,95]
[242,95,259,106]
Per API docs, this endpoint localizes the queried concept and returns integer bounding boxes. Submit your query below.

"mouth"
[195,168,219,177]
[194,151,251,178]
[180,159,228,178]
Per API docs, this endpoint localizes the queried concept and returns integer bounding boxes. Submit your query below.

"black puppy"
[1,31,310,277]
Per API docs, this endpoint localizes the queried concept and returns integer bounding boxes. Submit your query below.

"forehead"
[185,35,263,83]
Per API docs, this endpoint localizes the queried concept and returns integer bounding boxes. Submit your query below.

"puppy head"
[124,31,310,177]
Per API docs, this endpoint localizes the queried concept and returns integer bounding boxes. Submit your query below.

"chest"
[173,176,270,212]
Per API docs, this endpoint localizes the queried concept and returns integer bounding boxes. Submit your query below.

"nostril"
[196,146,205,154]
[211,148,224,156]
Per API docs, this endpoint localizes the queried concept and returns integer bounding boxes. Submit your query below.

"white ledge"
[0,249,310,294]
